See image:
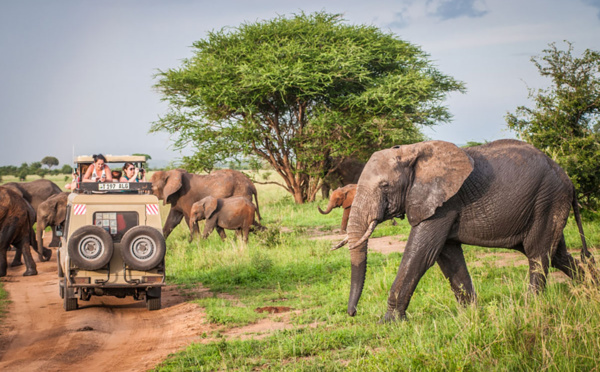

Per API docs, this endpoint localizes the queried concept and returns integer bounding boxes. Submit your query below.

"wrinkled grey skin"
[0,187,38,277]
[35,192,69,261]
[189,196,260,243]
[151,169,261,240]
[342,139,593,322]
[3,179,62,247]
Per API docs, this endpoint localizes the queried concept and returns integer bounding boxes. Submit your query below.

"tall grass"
[154,175,600,371]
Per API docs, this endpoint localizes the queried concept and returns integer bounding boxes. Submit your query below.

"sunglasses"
[127,167,135,171]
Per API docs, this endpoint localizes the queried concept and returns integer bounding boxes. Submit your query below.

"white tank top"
[89,164,106,181]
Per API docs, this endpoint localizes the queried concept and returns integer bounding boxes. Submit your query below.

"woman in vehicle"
[82,154,113,182]
[120,162,147,182]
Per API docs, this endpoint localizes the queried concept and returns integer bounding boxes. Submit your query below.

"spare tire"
[119,226,166,271]
[67,226,114,270]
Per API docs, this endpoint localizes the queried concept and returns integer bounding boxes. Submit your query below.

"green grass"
[154,177,600,371]
[3,173,600,370]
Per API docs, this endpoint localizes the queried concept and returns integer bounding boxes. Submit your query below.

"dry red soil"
[0,248,209,372]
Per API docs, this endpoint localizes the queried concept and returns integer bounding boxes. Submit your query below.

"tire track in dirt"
[0,243,210,372]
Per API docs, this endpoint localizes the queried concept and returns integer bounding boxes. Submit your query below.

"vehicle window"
[94,212,139,242]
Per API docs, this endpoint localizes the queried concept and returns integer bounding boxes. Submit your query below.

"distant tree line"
[0,156,72,181]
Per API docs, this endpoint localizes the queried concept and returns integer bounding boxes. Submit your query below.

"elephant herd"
[0,180,65,277]
[1,140,597,322]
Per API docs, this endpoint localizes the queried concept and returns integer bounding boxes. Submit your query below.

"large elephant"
[35,192,69,259]
[3,179,62,247]
[150,169,261,240]
[321,157,364,199]
[0,187,38,276]
[318,184,357,233]
[336,139,593,322]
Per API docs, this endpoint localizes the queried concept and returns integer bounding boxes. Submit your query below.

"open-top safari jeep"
[58,155,166,311]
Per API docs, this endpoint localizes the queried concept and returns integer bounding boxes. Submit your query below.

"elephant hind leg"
[552,235,599,282]
[527,255,549,293]
[436,241,476,305]
[523,202,570,293]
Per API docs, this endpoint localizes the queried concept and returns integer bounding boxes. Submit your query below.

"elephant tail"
[572,192,593,264]
[253,191,262,223]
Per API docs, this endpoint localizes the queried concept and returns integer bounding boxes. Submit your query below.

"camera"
[139,168,145,174]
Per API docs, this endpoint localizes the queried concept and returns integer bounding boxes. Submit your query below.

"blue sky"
[1,0,599,167]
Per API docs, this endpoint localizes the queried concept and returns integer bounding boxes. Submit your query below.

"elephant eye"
[379,181,390,188]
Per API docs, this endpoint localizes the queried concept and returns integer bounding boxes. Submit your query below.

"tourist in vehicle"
[120,162,147,182]
[65,169,79,190]
[82,154,113,182]
[111,170,122,182]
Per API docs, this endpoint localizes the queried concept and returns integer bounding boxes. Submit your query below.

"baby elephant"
[189,196,259,243]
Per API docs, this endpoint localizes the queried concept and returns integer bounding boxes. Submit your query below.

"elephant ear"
[55,193,69,223]
[163,170,183,206]
[203,197,219,220]
[403,141,474,227]
[342,186,357,209]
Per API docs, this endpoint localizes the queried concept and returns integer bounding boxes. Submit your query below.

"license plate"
[98,183,130,191]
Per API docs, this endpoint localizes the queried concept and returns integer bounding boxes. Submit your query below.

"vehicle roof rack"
[74,155,147,164]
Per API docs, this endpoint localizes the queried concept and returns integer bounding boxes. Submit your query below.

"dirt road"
[0,244,209,372]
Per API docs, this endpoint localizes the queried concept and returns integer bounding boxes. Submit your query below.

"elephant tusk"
[331,236,349,251]
[348,220,378,250]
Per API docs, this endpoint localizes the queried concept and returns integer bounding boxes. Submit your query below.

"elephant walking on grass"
[335,139,595,322]
[189,196,261,243]
[0,187,38,276]
[318,184,357,233]
[151,169,261,240]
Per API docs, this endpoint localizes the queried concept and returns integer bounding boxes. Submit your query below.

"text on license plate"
[98,183,130,191]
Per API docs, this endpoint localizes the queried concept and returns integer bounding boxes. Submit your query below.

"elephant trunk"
[35,221,52,262]
[318,202,335,215]
[346,188,380,316]
[35,221,45,259]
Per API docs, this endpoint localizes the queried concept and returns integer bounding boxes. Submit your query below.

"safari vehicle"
[57,155,166,311]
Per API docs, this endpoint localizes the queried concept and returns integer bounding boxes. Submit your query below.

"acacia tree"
[153,12,464,203]
[507,41,600,210]
[41,156,59,169]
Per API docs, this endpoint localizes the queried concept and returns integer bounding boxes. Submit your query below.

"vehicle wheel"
[57,250,64,278]
[120,226,166,271]
[146,287,161,311]
[64,297,78,311]
[67,226,113,270]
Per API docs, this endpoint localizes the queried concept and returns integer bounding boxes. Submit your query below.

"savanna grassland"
[152,173,600,371]
[1,173,600,371]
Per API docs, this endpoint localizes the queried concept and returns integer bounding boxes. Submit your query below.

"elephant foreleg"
[341,207,351,234]
[384,215,456,322]
[163,209,184,239]
[202,219,217,239]
[436,242,476,305]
